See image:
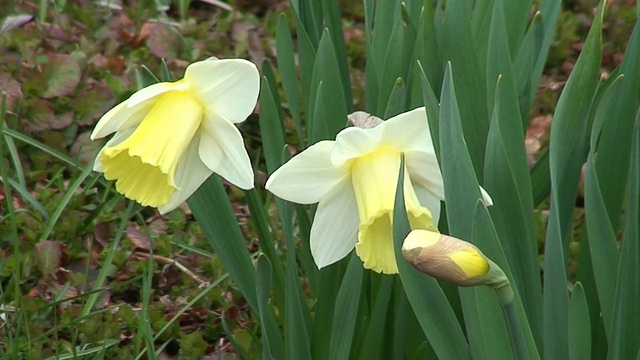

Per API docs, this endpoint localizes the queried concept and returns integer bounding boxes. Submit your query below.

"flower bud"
[402,230,512,301]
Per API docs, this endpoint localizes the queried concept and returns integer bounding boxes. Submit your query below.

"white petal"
[266,141,348,204]
[310,180,359,268]
[381,107,434,153]
[185,58,260,123]
[331,125,384,167]
[92,127,136,172]
[159,139,213,214]
[199,114,254,190]
[91,99,155,140]
[405,151,445,199]
[414,185,442,225]
[127,82,176,107]
[479,186,494,206]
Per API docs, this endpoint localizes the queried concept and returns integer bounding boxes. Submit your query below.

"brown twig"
[134,252,209,286]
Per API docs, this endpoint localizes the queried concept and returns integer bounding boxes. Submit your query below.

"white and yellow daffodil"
[91,58,259,213]
[266,107,451,274]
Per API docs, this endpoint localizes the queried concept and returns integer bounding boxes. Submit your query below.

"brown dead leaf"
[126,225,156,250]
[35,240,64,280]
[94,222,111,246]
[0,14,33,34]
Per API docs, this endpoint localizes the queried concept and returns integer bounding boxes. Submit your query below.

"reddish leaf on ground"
[40,54,81,99]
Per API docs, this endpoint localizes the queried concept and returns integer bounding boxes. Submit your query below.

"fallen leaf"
[35,240,64,280]
[126,225,155,250]
[0,14,33,34]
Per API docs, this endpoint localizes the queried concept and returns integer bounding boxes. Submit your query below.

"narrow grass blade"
[38,163,93,242]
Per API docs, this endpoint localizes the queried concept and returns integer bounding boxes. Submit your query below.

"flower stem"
[501,298,530,360]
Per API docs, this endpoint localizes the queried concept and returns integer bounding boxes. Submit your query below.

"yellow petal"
[448,247,490,278]
[352,148,437,274]
[100,90,203,207]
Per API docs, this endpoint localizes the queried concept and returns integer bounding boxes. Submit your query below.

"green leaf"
[159,59,171,82]
[246,189,285,312]
[137,65,160,89]
[484,44,542,345]
[375,5,416,116]
[443,1,488,174]
[594,21,640,224]
[187,176,258,312]
[472,204,541,360]
[328,255,364,360]
[417,62,441,162]
[255,254,285,360]
[513,12,544,122]
[40,54,81,98]
[357,274,395,359]
[308,30,348,143]
[543,3,604,358]
[608,111,640,359]
[568,283,591,360]
[529,149,551,207]
[258,71,286,174]
[438,63,484,239]
[275,14,304,145]
[383,77,407,119]
[320,0,353,111]
[584,77,625,340]
[393,154,471,359]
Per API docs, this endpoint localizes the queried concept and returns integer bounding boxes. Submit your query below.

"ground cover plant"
[1,0,639,359]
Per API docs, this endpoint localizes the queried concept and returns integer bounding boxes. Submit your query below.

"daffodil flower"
[91,58,259,213]
[267,107,463,274]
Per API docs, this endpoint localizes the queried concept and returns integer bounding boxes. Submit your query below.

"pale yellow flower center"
[101,90,203,207]
[351,148,437,274]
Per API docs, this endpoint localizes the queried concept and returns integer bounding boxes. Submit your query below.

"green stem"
[501,299,530,360]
